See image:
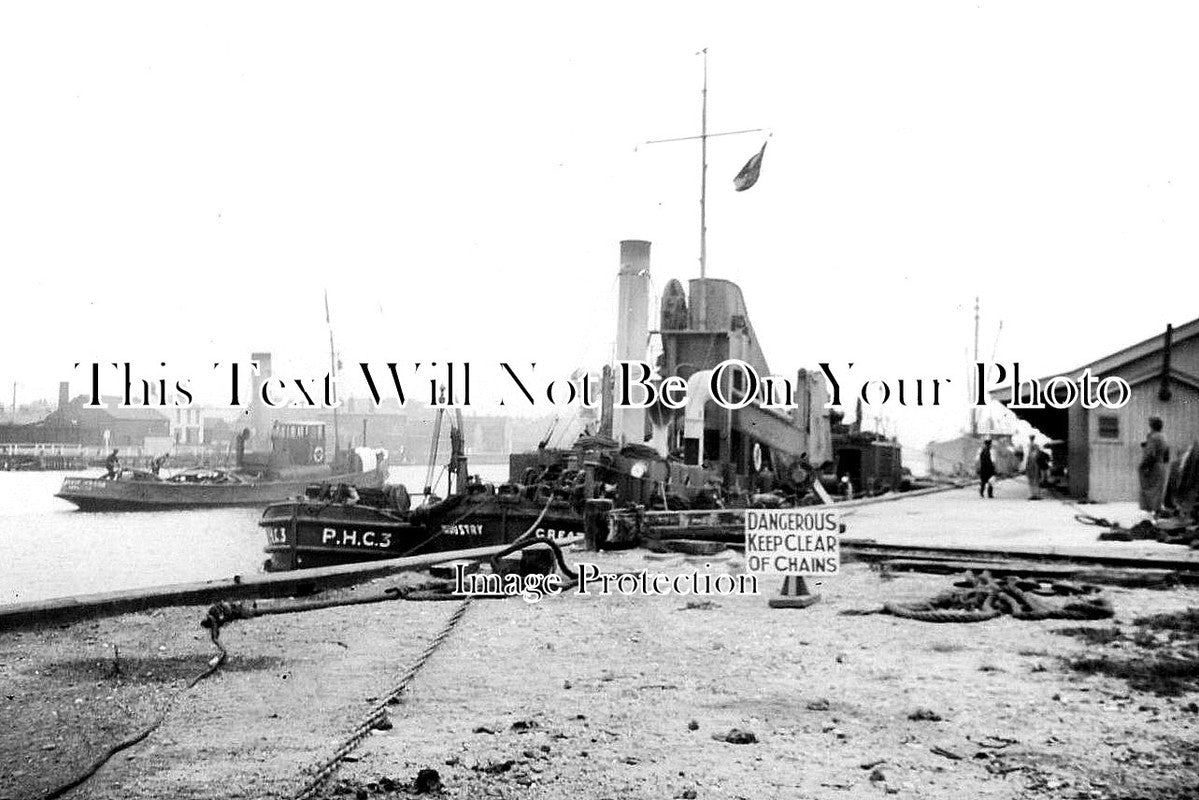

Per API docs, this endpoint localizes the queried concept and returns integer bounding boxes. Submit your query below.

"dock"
[2,480,1197,799]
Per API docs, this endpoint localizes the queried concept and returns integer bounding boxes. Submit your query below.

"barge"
[56,420,386,511]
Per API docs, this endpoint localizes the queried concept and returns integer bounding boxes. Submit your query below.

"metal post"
[971,297,979,436]
[697,48,708,330]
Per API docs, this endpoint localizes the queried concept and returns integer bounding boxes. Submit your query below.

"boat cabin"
[270,421,329,467]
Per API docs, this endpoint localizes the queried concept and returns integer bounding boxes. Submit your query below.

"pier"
[0,443,233,471]
[2,481,1197,799]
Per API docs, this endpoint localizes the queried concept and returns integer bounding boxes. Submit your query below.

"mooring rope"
[290,596,474,800]
[34,629,228,800]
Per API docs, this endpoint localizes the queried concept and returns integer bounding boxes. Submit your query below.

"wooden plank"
[841,539,1199,575]
[0,539,580,631]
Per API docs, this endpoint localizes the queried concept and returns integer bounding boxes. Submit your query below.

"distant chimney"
[58,382,69,410]
[614,240,651,447]
[250,351,273,447]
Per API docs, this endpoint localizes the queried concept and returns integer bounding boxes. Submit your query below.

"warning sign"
[744,509,840,576]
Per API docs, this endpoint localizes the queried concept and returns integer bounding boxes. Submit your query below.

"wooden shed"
[993,318,1199,502]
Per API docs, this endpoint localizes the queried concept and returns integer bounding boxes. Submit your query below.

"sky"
[2,2,1198,454]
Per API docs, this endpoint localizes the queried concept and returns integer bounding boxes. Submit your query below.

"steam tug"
[259,240,836,570]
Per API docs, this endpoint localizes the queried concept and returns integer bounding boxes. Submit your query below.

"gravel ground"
[2,550,1197,800]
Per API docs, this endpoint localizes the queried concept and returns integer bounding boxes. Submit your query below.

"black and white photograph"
[2,3,1198,798]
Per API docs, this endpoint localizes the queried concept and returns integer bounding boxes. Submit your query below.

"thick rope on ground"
[883,571,1113,623]
[35,627,228,800]
[291,596,473,800]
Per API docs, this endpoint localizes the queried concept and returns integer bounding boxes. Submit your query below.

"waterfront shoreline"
[2,553,1196,799]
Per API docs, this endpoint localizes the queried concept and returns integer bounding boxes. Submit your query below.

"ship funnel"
[614,240,651,447]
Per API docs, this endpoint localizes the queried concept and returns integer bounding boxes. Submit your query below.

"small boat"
[260,481,585,571]
[261,406,588,570]
[55,421,387,511]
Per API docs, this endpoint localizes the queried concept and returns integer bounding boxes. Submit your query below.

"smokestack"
[250,351,272,448]
[614,240,651,447]
[58,382,69,410]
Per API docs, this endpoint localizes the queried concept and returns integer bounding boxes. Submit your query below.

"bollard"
[583,498,613,550]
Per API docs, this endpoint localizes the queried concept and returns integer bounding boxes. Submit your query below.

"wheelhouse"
[270,421,329,466]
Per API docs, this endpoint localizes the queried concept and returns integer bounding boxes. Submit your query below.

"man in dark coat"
[105,449,120,478]
[1139,417,1170,514]
[978,439,996,498]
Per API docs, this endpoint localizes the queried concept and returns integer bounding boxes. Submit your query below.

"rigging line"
[643,128,767,145]
[549,408,583,449]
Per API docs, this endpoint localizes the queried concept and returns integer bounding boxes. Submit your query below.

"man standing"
[1025,436,1043,500]
[105,449,120,479]
[1139,417,1170,515]
[978,439,996,498]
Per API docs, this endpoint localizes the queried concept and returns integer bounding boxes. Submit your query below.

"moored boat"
[55,421,387,511]
[260,401,589,570]
[260,481,585,571]
[260,242,842,570]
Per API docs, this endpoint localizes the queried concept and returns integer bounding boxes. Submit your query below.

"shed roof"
[990,315,1199,403]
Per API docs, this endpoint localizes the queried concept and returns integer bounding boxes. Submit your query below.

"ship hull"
[55,468,387,511]
[261,492,585,571]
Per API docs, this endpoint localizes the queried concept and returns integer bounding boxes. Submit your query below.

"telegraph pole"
[971,297,980,437]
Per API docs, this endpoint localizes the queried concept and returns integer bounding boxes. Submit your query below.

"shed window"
[1097,415,1120,440]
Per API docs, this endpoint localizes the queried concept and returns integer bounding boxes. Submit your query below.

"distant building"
[203,416,238,444]
[38,394,170,447]
[993,318,1199,502]
[926,433,1019,478]
[171,407,205,445]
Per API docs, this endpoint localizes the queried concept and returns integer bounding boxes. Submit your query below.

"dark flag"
[733,140,768,191]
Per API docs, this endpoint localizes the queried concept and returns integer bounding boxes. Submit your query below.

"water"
[0,463,511,606]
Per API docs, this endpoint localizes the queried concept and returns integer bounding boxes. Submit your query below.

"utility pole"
[971,297,980,437]
[698,47,708,329]
[10,382,16,425]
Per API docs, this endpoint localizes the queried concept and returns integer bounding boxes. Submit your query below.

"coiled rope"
[883,571,1114,623]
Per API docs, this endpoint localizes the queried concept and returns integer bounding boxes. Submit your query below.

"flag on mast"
[733,140,768,191]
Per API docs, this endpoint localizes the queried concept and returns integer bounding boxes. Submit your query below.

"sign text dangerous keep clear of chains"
[744,509,840,575]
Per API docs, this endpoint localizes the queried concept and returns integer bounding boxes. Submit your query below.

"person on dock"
[104,449,120,479]
[977,439,996,498]
[1024,436,1043,500]
[1138,417,1170,515]
[757,463,776,493]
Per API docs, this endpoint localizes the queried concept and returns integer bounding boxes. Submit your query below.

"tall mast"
[639,50,762,333]
[325,290,341,459]
[697,48,709,330]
